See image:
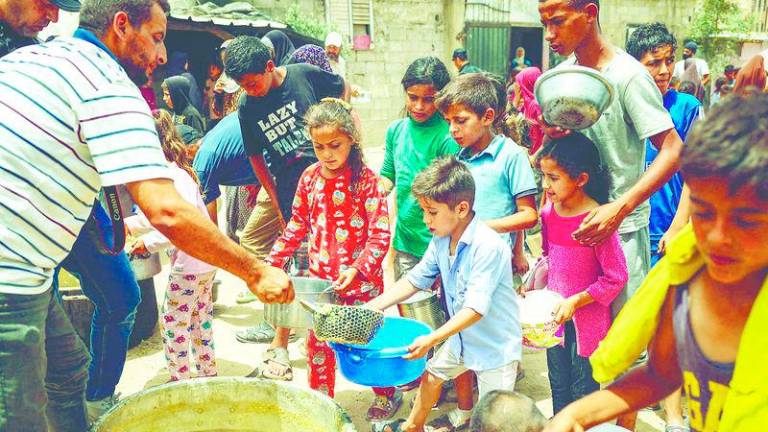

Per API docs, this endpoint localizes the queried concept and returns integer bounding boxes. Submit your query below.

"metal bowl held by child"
[330,317,432,387]
[92,377,357,432]
[397,290,447,330]
[534,65,614,130]
[264,277,334,329]
[518,290,565,350]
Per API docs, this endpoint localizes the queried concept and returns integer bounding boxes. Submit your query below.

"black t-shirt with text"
[238,63,344,218]
[238,63,344,168]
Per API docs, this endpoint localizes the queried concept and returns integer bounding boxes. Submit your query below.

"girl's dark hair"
[536,132,612,204]
[304,98,365,191]
[401,56,451,92]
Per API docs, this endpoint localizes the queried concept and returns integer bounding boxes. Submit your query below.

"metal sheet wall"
[465,0,540,26]
[466,26,511,76]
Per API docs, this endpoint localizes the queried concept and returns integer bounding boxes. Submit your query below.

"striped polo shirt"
[0,35,170,295]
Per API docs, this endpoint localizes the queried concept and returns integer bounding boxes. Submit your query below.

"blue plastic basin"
[329,317,432,387]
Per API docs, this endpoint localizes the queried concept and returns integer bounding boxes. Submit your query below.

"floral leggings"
[307,288,395,399]
[161,270,217,381]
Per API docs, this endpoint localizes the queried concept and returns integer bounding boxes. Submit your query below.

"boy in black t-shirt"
[225,35,348,223]
[224,35,348,380]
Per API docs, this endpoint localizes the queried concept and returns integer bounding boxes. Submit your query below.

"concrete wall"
[599,0,699,52]
[345,0,457,147]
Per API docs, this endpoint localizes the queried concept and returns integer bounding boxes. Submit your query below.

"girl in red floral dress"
[266,98,401,420]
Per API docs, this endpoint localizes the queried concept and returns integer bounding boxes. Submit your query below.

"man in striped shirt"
[0,1,294,430]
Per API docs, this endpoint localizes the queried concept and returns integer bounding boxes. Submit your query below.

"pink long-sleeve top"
[124,162,216,275]
[541,202,628,357]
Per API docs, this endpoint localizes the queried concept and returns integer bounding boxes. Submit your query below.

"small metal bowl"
[534,65,614,130]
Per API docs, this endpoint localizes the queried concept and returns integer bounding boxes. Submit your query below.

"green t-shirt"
[381,114,459,257]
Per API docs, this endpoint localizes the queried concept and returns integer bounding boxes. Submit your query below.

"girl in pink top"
[536,132,628,414]
[126,110,218,381]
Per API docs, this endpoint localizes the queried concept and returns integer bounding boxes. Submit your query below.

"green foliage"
[688,0,752,75]
[284,5,332,40]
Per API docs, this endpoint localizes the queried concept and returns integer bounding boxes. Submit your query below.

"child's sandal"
[366,390,403,421]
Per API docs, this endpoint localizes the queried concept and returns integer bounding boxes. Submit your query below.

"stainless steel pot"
[264,277,333,329]
[128,252,161,281]
[397,290,446,330]
[534,65,615,130]
[92,377,357,432]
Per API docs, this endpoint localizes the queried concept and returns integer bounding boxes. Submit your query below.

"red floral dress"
[266,162,392,397]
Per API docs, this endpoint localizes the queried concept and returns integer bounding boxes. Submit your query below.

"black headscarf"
[164,76,205,133]
[264,30,296,66]
[166,51,203,112]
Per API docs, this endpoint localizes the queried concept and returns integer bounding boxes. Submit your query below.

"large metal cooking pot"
[397,290,447,330]
[92,377,357,432]
[128,252,161,281]
[534,65,614,130]
[264,277,333,329]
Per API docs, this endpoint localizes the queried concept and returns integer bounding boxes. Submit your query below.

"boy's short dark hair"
[452,48,468,60]
[470,390,547,432]
[626,22,677,61]
[682,93,768,200]
[224,36,272,81]
[435,72,506,121]
[411,156,475,209]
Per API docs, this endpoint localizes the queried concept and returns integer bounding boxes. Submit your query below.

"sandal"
[426,411,470,431]
[367,390,403,421]
[236,322,298,344]
[248,347,293,381]
[236,289,258,304]
[371,419,405,432]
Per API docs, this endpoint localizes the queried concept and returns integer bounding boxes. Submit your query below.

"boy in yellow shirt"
[545,95,768,432]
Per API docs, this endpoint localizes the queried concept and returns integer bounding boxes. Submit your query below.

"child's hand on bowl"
[404,334,437,360]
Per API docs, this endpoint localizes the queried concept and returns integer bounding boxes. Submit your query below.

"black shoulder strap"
[94,186,126,256]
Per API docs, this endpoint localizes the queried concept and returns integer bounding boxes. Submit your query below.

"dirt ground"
[115,147,667,431]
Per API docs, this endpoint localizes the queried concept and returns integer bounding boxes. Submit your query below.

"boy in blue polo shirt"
[368,157,522,432]
[437,72,538,266]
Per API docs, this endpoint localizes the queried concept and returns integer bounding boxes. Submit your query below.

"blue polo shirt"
[457,135,538,249]
[193,112,258,204]
[407,216,522,371]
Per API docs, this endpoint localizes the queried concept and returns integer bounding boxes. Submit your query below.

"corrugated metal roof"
[167,0,287,30]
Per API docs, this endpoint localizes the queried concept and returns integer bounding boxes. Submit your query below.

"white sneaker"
[86,393,119,424]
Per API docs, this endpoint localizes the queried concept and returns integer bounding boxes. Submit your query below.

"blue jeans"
[0,289,90,431]
[55,202,141,401]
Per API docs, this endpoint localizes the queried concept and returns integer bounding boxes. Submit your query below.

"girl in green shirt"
[380,57,459,279]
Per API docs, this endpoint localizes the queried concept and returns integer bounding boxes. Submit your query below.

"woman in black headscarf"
[162,76,206,134]
[263,30,296,66]
[166,51,203,112]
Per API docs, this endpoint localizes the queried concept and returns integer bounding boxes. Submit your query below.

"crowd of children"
[126,6,766,432]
